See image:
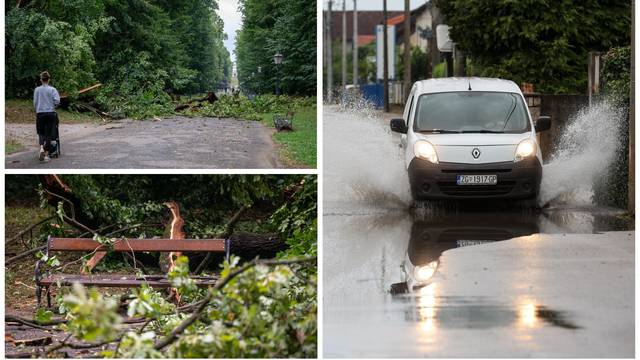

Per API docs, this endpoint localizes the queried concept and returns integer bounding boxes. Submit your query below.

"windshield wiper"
[461,130,505,133]
[417,129,461,133]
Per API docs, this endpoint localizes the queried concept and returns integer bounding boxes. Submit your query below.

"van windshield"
[413,92,530,133]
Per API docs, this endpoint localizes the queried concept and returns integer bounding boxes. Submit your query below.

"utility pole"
[403,0,411,101]
[342,0,347,90]
[353,0,358,87]
[327,0,333,103]
[383,0,389,112]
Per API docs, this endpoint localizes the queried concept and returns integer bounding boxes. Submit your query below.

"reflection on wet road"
[323,106,634,358]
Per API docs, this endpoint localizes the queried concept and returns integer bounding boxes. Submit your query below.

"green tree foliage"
[435,0,631,93]
[235,0,316,95]
[54,175,293,236]
[397,46,429,84]
[594,46,630,208]
[5,0,232,114]
[5,1,110,97]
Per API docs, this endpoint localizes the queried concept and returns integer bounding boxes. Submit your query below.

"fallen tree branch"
[194,205,248,274]
[154,256,316,350]
[75,102,111,122]
[5,316,59,332]
[6,216,54,247]
[5,245,46,265]
[174,91,218,111]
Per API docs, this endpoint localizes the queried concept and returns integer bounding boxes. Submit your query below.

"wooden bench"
[35,236,230,307]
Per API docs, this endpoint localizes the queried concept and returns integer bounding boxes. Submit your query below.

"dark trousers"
[36,112,58,152]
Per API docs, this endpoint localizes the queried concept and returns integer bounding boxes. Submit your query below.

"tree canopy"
[436,0,631,93]
[235,0,316,96]
[5,0,231,100]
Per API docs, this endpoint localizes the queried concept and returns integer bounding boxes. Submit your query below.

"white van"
[390,77,551,200]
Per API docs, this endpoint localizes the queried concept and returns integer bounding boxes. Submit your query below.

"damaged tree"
[174,91,218,112]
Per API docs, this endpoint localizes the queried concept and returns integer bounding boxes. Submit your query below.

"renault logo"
[471,148,481,159]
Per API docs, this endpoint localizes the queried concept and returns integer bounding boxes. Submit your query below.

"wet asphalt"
[322,106,635,357]
[5,116,279,169]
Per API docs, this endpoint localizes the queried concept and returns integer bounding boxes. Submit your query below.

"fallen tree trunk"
[228,233,286,260]
[174,91,218,112]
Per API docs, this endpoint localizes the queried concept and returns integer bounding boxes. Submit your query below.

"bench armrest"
[34,236,52,285]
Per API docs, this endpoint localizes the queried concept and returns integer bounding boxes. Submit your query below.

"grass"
[5,99,101,124]
[5,139,24,154]
[259,106,316,168]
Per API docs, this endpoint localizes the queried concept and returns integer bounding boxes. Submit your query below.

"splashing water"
[324,97,412,211]
[539,100,625,206]
[335,88,379,119]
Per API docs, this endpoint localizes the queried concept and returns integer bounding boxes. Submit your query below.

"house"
[323,10,403,47]
[395,1,443,63]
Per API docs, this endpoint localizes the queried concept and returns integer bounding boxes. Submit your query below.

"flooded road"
[323,106,634,357]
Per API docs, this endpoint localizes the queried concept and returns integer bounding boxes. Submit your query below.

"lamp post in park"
[274,53,284,95]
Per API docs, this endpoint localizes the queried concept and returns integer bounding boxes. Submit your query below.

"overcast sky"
[323,0,429,11]
[218,0,242,63]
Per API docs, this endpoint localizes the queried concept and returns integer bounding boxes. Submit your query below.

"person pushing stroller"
[33,71,60,162]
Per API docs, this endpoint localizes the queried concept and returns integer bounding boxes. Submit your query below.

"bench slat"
[39,274,219,288]
[48,238,226,252]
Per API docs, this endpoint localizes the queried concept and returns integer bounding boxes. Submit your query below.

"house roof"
[387,14,405,26]
[357,35,376,46]
[324,10,403,41]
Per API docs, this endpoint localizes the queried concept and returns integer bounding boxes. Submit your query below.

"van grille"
[437,181,516,196]
[441,168,512,174]
[439,229,514,242]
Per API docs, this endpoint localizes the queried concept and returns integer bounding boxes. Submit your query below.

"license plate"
[456,174,497,185]
[457,240,494,247]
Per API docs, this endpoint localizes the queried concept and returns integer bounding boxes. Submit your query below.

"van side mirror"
[390,118,408,134]
[535,115,551,132]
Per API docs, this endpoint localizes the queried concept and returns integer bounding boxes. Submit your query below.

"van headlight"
[414,140,439,164]
[514,139,536,162]
[414,261,439,283]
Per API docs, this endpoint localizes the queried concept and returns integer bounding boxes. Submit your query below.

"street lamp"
[274,53,283,95]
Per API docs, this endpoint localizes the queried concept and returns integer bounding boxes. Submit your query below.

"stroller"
[49,114,61,158]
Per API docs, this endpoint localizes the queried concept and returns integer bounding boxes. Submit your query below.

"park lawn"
[5,99,101,124]
[260,106,316,168]
[5,139,24,154]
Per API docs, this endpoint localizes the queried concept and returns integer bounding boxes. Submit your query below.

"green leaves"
[236,0,316,96]
[35,250,61,268]
[167,256,197,297]
[271,176,318,258]
[114,331,163,358]
[166,258,317,358]
[62,283,122,342]
[6,1,232,116]
[436,0,631,94]
[34,308,54,323]
[127,285,175,319]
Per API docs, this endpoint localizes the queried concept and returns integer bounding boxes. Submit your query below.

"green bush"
[594,46,630,208]
[436,0,631,94]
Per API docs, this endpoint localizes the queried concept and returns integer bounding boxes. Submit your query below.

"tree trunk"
[39,175,97,230]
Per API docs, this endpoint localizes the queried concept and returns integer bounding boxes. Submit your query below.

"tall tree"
[436,0,631,93]
[236,0,316,95]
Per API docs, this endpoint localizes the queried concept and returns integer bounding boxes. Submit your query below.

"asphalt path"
[6,116,279,169]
